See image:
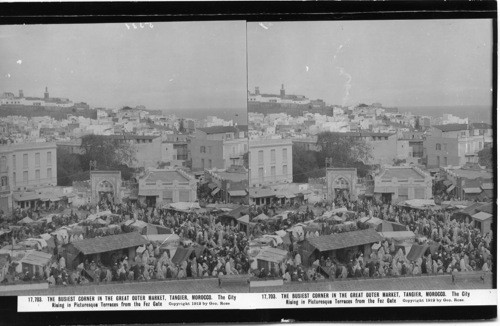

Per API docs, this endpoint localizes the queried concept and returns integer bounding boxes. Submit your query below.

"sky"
[0,22,247,114]
[247,20,493,108]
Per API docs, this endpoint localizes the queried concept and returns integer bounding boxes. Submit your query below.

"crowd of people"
[0,193,494,288]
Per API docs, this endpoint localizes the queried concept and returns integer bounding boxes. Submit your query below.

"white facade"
[249,139,293,187]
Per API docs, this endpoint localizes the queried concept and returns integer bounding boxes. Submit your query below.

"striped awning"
[229,190,247,197]
[446,185,455,193]
[463,187,481,194]
[211,188,220,196]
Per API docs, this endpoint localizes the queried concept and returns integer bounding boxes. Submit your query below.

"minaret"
[280,84,285,98]
[18,90,24,98]
[44,86,49,100]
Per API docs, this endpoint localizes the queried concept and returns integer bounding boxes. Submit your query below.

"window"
[283,165,288,176]
[258,167,264,181]
[435,144,441,151]
[12,155,15,170]
[0,156,6,172]
[47,151,52,165]
[271,166,276,178]
[35,153,40,167]
[258,150,264,165]
[270,149,276,163]
[443,157,448,166]
[23,154,28,169]
[1,176,8,187]
[23,171,28,183]
[35,169,40,181]
[283,148,288,162]
[201,158,205,168]
[47,168,52,179]
[208,159,212,169]
[200,146,206,153]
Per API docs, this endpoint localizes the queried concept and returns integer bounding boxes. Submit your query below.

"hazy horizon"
[248,20,493,108]
[0,22,247,111]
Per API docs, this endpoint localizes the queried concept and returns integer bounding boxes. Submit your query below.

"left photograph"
[0,22,250,295]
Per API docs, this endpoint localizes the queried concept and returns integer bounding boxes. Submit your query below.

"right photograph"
[246,20,494,291]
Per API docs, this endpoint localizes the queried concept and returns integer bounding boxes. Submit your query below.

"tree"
[56,148,88,186]
[80,135,136,172]
[414,117,421,131]
[478,147,493,169]
[242,152,249,169]
[316,132,372,169]
[292,144,323,183]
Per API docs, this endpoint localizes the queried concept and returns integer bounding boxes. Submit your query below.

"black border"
[0,1,497,324]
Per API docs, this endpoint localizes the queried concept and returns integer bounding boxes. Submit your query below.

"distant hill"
[0,105,97,120]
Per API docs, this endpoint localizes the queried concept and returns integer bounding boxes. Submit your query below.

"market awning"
[13,192,40,202]
[228,190,247,197]
[443,180,452,187]
[20,251,52,267]
[249,188,276,198]
[472,212,492,221]
[373,186,395,193]
[481,183,494,190]
[211,188,220,196]
[463,187,481,194]
[446,185,455,193]
[171,247,194,265]
[307,229,383,252]
[69,232,148,255]
[255,247,288,263]
[138,189,160,196]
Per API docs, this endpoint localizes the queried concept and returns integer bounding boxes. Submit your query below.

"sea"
[398,105,494,124]
[161,108,248,125]
[162,105,494,126]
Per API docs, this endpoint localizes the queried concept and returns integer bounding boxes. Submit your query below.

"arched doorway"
[97,180,114,209]
[334,177,350,202]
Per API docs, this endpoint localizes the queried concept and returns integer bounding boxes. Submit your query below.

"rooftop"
[432,124,469,132]
[197,126,239,135]
[380,167,427,180]
[69,232,148,255]
[307,229,383,252]
[444,167,493,180]
[143,169,191,183]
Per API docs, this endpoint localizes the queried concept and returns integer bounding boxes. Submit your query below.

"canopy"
[18,217,35,225]
[167,202,201,211]
[472,212,492,221]
[143,233,180,245]
[69,232,148,256]
[237,215,250,224]
[378,231,416,241]
[171,247,194,265]
[307,229,383,252]
[406,244,429,261]
[446,185,456,193]
[20,250,52,267]
[211,188,220,196]
[463,187,481,194]
[228,190,247,197]
[375,221,407,232]
[253,213,270,222]
[255,247,288,263]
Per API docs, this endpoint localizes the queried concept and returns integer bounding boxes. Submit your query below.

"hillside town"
[0,82,493,293]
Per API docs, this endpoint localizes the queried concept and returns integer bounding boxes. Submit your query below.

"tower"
[280,84,285,98]
[18,90,24,98]
[254,86,260,95]
[44,86,49,100]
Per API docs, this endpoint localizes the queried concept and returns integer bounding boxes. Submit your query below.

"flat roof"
[380,167,426,180]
